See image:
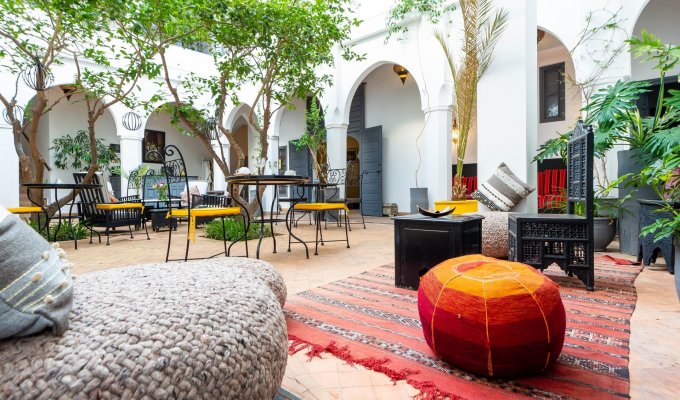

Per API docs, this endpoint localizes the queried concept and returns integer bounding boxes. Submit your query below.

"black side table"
[393,214,483,289]
[149,208,178,232]
[638,199,676,274]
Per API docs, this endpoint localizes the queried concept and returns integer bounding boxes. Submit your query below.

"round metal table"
[22,182,101,248]
[226,175,309,259]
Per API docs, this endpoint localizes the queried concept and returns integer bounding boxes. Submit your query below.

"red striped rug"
[285,256,642,399]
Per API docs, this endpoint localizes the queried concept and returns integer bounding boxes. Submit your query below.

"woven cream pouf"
[0,258,288,400]
[468,211,510,259]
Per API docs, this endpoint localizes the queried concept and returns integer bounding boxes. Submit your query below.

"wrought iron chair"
[150,145,248,262]
[74,172,149,245]
[325,161,366,230]
[508,121,595,290]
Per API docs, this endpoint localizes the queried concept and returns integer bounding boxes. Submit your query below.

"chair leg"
[105,227,111,245]
[143,216,150,240]
[89,226,94,244]
[314,212,320,256]
[344,210,350,248]
[184,239,190,262]
[221,217,227,257]
[165,223,173,262]
[318,212,325,245]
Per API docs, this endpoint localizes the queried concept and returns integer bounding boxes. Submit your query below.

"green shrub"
[29,220,89,241]
[204,218,271,241]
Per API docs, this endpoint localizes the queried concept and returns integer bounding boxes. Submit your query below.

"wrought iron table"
[22,182,101,249]
[226,175,309,259]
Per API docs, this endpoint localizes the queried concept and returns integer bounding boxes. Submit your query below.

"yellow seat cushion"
[167,207,242,242]
[293,203,349,212]
[96,203,144,210]
[168,207,241,218]
[7,206,43,214]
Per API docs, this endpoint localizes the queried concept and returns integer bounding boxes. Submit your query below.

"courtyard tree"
[0,0,160,215]
[145,0,360,215]
[0,0,93,206]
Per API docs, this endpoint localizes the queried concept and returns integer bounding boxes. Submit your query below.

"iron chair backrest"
[346,160,360,192]
[126,169,139,197]
[73,172,107,220]
[566,121,594,221]
[151,145,190,215]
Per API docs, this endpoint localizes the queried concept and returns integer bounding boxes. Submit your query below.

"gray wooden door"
[360,126,382,216]
[288,140,312,199]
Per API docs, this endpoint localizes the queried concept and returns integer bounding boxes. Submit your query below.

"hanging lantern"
[201,116,219,140]
[22,61,54,91]
[393,64,409,85]
[122,111,142,130]
[3,105,25,125]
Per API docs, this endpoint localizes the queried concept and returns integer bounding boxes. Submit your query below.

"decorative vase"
[434,199,478,215]
[593,217,617,252]
[617,149,659,255]
[410,188,429,214]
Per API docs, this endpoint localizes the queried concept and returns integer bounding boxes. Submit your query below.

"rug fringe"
[288,335,461,398]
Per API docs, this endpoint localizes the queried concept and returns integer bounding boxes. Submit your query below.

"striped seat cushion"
[471,163,534,211]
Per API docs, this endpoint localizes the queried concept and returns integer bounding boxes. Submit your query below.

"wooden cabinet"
[394,214,483,290]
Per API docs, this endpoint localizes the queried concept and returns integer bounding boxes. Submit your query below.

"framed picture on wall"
[143,129,165,163]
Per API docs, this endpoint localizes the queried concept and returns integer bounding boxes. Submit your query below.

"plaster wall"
[631,0,680,81]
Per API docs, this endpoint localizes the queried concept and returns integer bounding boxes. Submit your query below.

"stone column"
[0,124,20,207]
[211,140,230,193]
[326,123,348,171]
[422,106,454,206]
[477,0,538,212]
[262,135,279,208]
[118,132,144,196]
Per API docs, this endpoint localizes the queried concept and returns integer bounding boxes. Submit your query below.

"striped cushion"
[471,163,534,211]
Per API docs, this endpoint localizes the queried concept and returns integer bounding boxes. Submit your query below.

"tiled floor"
[64,215,680,399]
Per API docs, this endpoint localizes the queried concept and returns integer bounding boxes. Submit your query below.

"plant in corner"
[51,130,120,172]
[435,0,508,200]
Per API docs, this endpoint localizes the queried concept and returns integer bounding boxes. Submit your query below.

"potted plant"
[432,0,507,214]
[635,149,680,299]
[595,31,680,254]
[295,95,329,184]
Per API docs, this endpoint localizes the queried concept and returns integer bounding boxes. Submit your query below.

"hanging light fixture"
[393,64,409,85]
[22,60,54,91]
[201,116,219,140]
[3,105,25,125]
[537,29,546,44]
[121,111,143,130]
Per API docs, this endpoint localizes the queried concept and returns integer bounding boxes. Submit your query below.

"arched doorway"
[26,85,119,201]
[344,63,424,214]
[144,103,213,188]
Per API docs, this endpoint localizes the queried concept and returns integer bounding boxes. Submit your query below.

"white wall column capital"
[423,105,454,114]
[0,125,20,207]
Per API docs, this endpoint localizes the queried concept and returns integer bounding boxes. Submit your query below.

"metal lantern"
[122,111,142,130]
[201,116,219,140]
[2,105,25,125]
[22,61,54,91]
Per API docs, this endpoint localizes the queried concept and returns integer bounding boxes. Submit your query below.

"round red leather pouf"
[418,255,566,378]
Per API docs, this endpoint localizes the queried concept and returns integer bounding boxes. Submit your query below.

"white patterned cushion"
[472,163,535,211]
